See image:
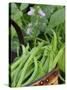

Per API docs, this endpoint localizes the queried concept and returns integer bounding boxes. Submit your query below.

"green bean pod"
[16,42,44,87]
[22,57,38,86]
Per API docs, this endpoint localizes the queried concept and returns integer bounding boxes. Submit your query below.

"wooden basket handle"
[9,18,24,63]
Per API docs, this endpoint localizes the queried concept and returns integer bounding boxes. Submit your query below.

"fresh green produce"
[9,3,65,87]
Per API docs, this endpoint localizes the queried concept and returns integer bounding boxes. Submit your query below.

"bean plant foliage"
[9,3,65,87]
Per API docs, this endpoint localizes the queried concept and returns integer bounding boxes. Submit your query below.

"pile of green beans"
[10,31,64,87]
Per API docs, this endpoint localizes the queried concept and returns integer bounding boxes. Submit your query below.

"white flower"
[27,7,46,17]
[27,7,35,16]
[26,28,32,34]
[38,9,46,17]
[28,23,32,27]
[26,23,32,35]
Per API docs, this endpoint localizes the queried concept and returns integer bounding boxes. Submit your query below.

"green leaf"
[41,5,56,19]
[11,3,18,15]
[11,25,17,39]
[48,8,65,28]
[11,10,23,28]
[20,3,28,11]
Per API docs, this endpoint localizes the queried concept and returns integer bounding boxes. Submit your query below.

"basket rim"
[25,67,59,86]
